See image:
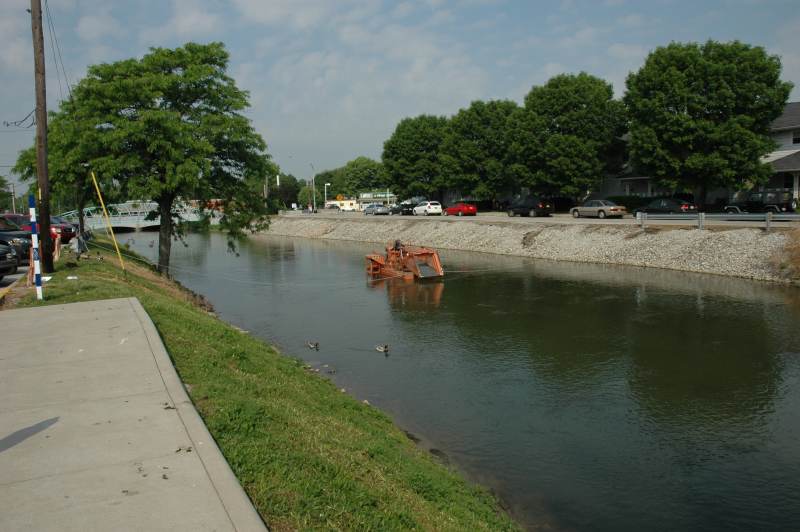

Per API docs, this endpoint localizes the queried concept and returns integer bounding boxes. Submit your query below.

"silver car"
[570,200,627,219]
[363,203,390,215]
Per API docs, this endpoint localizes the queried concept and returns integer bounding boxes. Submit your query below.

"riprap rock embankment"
[265,215,797,282]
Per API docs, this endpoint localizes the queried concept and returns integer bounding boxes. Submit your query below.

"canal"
[128,232,800,531]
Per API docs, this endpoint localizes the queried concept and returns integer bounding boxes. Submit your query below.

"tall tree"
[0,174,10,212]
[273,173,301,208]
[342,156,387,193]
[625,40,793,205]
[514,73,626,197]
[297,184,322,209]
[439,100,519,201]
[382,115,448,199]
[68,42,271,274]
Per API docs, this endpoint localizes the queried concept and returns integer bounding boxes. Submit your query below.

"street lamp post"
[324,183,331,207]
[309,163,316,212]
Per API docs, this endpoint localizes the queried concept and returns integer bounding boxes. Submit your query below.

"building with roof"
[601,102,800,208]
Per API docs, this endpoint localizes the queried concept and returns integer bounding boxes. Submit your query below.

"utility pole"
[30,0,53,273]
[11,183,16,213]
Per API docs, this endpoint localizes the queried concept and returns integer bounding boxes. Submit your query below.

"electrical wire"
[44,0,72,100]
[43,4,64,102]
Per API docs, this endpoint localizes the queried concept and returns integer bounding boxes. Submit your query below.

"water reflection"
[369,278,444,309]
[128,233,800,532]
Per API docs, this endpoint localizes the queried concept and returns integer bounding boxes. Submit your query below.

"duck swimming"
[306,341,319,350]
[375,344,389,353]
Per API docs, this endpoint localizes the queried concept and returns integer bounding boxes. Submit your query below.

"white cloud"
[558,27,602,48]
[230,0,340,30]
[773,17,800,99]
[76,9,124,42]
[140,0,221,44]
[0,4,31,73]
[608,43,648,61]
[617,14,643,28]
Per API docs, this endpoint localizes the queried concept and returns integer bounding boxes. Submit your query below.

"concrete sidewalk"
[0,298,267,531]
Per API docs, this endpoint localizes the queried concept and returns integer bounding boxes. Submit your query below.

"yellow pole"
[90,171,126,274]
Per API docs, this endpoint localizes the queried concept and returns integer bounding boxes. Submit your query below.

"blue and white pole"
[28,195,43,300]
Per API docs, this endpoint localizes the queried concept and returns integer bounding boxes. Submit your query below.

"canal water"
[128,232,800,531]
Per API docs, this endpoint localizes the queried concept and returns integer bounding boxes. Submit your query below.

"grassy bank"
[11,245,518,531]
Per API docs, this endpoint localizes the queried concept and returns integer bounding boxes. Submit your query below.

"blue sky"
[1,0,798,184]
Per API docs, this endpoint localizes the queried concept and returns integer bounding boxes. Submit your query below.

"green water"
[129,233,800,531]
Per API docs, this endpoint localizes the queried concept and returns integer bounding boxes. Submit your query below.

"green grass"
[16,245,518,531]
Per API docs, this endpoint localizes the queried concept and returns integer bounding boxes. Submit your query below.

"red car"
[444,202,477,216]
[1,213,75,244]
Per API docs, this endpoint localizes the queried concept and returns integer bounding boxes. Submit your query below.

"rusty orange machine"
[366,240,444,280]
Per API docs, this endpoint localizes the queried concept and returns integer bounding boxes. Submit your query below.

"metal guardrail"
[635,212,800,231]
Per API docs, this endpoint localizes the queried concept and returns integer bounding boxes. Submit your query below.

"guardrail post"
[765,211,772,232]
[637,212,646,229]
[698,212,705,230]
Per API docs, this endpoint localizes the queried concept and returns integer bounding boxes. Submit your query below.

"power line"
[43,0,64,102]
[44,0,72,100]
[3,109,36,129]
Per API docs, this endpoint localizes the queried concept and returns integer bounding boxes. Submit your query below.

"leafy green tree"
[513,73,626,197]
[439,100,519,202]
[625,40,793,205]
[60,42,271,274]
[342,157,387,194]
[0,174,11,212]
[14,99,124,233]
[382,115,449,199]
[273,173,301,208]
[297,184,322,209]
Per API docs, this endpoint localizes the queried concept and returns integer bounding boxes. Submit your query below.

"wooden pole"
[30,0,54,273]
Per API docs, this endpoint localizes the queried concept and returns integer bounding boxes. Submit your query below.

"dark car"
[0,216,31,265]
[2,213,76,244]
[633,198,698,215]
[0,242,17,281]
[724,190,797,214]
[507,196,554,217]
[391,201,416,215]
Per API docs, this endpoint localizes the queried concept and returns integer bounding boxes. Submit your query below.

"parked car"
[570,200,627,219]
[632,198,698,215]
[52,214,80,232]
[724,190,797,214]
[0,217,31,265]
[0,241,17,281]
[444,202,477,216]
[363,203,390,215]
[507,196,554,217]
[324,204,341,211]
[390,201,416,215]
[2,213,76,244]
[412,201,443,216]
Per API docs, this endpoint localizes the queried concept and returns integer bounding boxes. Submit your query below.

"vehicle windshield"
[430,202,440,206]
[599,200,618,206]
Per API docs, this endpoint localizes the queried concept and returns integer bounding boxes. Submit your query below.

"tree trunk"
[157,195,174,275]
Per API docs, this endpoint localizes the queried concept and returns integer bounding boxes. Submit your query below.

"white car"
[412,201,443,216]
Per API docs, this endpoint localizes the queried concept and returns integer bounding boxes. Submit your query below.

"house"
[600,102,800,206]
[766,101,800,198]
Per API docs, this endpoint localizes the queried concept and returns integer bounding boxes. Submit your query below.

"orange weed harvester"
[366,240,444,280]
